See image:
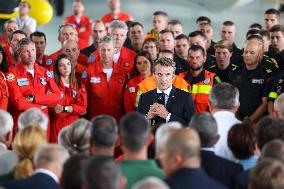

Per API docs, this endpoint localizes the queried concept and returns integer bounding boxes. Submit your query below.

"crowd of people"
[1,0,284,188]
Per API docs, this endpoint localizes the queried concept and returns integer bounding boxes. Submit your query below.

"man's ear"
[147,132,154,146]
[119,176,127,189]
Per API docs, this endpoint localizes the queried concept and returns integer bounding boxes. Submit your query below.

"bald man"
[159,128,227,189]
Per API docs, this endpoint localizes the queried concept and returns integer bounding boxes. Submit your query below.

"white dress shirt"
[213,111,240,162]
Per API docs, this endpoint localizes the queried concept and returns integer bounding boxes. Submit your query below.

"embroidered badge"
[118,78,123,84]
[17,78,29,86]
[46,59,53,66]
[87,54,96,63]
[129,87,135,93]
[6,73,15,82]
[203,78,211,84]
[90,77,101,83]
[40,77,47,85]
[82,71,87,79]
[46,71,53,78]
[124,62,129,67]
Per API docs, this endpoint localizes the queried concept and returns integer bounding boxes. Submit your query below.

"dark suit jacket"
[2,173,61,189]
[137,86,195,125]
[201,150,244,189]
[235,169,251,189]
[165,168,228,189]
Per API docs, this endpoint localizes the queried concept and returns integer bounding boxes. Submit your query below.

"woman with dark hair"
[0,47,9,110]
[124,51,152,112]
[50,53,87,143]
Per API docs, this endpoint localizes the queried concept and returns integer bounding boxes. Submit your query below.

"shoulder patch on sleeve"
[87,54,96,63]
[82,71,88,79]
[46,71,53,78]
[46,58,53,66]
[6,73,15,82]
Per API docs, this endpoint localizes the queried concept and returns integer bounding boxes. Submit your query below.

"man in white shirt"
[209,82,240,161]
[12,1,37,36]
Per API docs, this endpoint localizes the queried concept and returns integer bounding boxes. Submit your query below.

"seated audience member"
[0,125,46,182]
[124,51,152,113]
[0,110,13,153]
[2,144,69,189]
[274,93,284,119]
[160,128,227,189]
[83,156,125,189]
[119,112,164,189]
[228,121,259,170]
[132,176,170,189]
[249,159,284,189]
[50,53,87,142]
[190,112,243,188]
[89,115,118,157]
[209,83,240,161]
[61,154,89,189]
[142,38,158,62]
[58,118,91,155]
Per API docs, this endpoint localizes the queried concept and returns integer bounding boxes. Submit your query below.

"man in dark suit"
[189,112,243,188]
[2,144,70,189]
[138,57,195,126]
[159,128,228,189]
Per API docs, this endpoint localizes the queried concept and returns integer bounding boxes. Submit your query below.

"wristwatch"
[63,106,68,112]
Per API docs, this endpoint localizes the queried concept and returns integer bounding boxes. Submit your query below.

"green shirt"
[119,159,164,189]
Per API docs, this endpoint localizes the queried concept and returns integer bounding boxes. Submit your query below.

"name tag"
[17,78,29,86]
[252,79,264,84]
[90,77,101,83]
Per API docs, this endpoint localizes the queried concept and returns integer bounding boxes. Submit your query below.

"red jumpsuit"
[124,75,143,113]
[6,63,61,137]
[0,71,9,110]
[49,49,62,65]
[101,11,132,28]
[37,54,54,71]
[3,45,17,71]
[50,81,87,143]
[64,15,92,49]
[82,47,135,78]
[83,62,127,122]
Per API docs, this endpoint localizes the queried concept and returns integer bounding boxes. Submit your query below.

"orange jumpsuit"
[64,15,92,49]
[0,71,9,110]
[83,62,127,122]
[101,11,132,28]
[50,81,87,143]
[6,63,61,136]
[124,75,143,113]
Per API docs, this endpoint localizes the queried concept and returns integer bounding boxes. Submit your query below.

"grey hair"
[59,118,91,155]
[155,122,182,153]
[189,112,218,147]
[209,82,239,110]
[109,20,128,33]
[132,176,170,189]
[33,144,70,168]
[18,108,48,131]
[98,35,115,47]
[16,38,34,53]
[0,110,13,142]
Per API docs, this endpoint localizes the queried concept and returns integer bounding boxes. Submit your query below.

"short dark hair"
[261,139,284,162]
[246,29,262,38]
[62,154,89,189]
[246,34,264,44]
[189,112,218,148]
[84,156,120,189]
[175,34,188,41]
[30,31,47,42]
[209,82,239,110]
[168,19,183,26]
[153,57,176,72]
[249,23,263,30]
[196,16,211,24]
[256,116,284,150]
[250,159,284,189]
[158,49,174,57]
[188,30,206,40]
[270,24,284,34]
[130,21,144,29]
[265,8,280,17]
[159,29,174,38]
[222,20,235,26]
[188,45,206,57]
[91,115,118,148]
[9,30,27,41]
[142,37,157,48]
[134,51,153,76]
[119,112,150,153]
[228,121,256,159]
[153,11,168,17]
[214,40,233,52]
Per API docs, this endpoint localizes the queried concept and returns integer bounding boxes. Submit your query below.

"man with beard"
[179,45,220,112]
[64,0,92,49]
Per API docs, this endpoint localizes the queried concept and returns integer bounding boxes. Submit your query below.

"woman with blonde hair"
[58,118,91,155]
